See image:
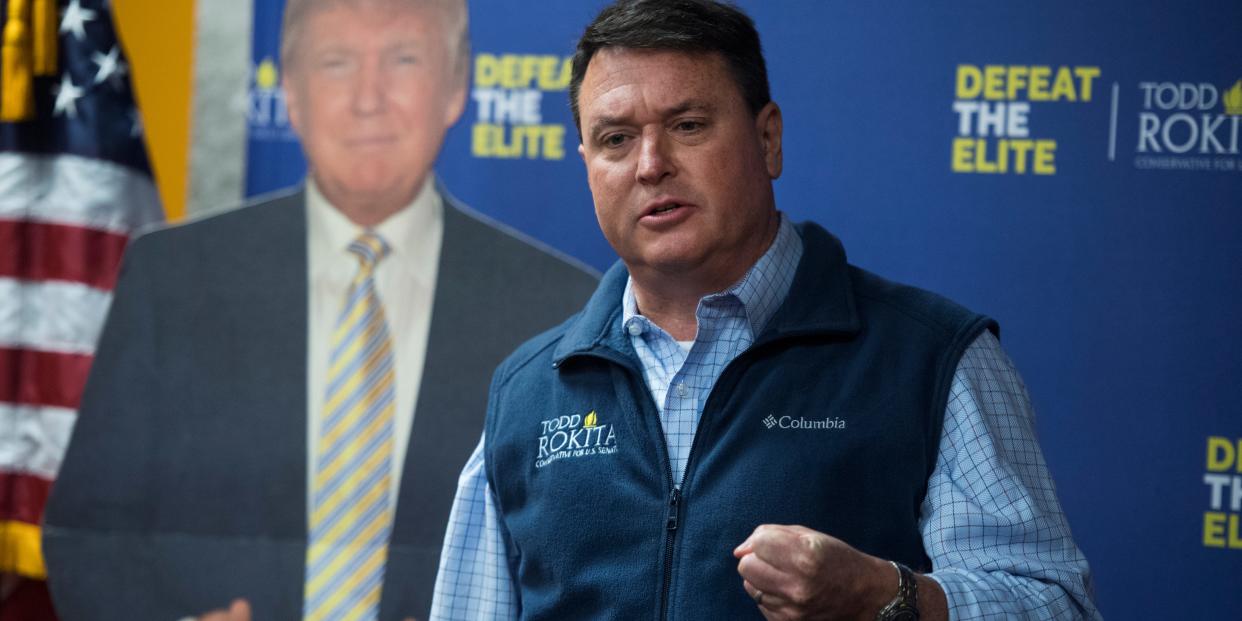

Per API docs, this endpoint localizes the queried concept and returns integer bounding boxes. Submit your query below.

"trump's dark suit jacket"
[42,187,598,620]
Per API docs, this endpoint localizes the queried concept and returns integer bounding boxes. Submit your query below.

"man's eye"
[602,134,629,148]
[674,120,704,132]
[319,58,350,71]
[395,54,419,66]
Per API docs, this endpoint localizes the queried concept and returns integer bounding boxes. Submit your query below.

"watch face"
[890,611,919,621]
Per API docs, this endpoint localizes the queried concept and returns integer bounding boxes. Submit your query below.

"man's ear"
[443,73,469,127]
[756,101,783,179]
[578,143,586,162]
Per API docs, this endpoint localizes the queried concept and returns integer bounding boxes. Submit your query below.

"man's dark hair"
[569,0,771,134]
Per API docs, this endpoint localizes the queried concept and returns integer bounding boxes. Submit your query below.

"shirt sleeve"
[923,330,1102,620]
[430,435,519,621]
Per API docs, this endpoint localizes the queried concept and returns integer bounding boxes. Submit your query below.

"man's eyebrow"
[587,100,716,139]
[588,116,629,140]
[662,99,715,117]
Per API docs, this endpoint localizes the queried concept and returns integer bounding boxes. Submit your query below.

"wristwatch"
[874,561,919,621]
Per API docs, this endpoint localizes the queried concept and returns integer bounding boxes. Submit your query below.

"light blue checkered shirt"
[621,214,802,484]
[430,216,1100,620]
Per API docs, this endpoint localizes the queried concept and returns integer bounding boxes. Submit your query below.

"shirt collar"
[307,175,441,276]
[621,213,803,338]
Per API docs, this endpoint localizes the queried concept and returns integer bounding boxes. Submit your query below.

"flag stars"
[54,74,86,119]
[92,47,128,86]
[61,0,98,41]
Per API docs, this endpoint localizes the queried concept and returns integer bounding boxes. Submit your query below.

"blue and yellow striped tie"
[304,232,395,621]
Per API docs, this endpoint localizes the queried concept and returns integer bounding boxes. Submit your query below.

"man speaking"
[41,1,596,620]
[432,1,1100,619]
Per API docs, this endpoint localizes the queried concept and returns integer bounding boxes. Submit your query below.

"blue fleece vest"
[485,222,996,620]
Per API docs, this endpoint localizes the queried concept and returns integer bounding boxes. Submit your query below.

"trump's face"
[577,48,782,289]
[284,2,465,225]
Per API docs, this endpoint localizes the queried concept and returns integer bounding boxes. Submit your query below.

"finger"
[733,539,750,558]
[228,599,252,621]
[745,526,810,569]
[733,530,757,558]
[742,578,793,620]
[734,523,797,558]
[742,578,785,606]
[737,550,796,594]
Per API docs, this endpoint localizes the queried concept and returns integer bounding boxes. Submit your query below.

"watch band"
[874,561,919,621]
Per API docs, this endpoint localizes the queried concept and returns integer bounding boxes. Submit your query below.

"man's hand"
[733,524,895,621]
[195,599,251,621]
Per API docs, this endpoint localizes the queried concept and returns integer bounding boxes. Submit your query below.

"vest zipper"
[656,348,769,618]
[666,486,682,531]
[656,413,679,621]
[656,354,753,620]
[658,485,681,618]
[573,330,805,618]
[579,349,703,620]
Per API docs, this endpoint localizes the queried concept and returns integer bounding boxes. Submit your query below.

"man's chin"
[629,235,710,270]
[627,252,708,279]
[337,172,416,202]
[318,177,421,221]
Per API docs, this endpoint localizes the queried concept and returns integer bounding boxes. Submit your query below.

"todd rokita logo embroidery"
[535,410,618,469]
[762,413,847,431]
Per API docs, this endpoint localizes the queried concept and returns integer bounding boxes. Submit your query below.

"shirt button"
[627,321,644,336]
[676,383,688,398]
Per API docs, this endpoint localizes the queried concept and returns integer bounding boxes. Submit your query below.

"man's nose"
[635,130,676,184]
[352,62,386,115]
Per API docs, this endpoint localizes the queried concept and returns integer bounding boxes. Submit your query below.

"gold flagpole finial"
[2,0,36,122]
[32,0,57,76]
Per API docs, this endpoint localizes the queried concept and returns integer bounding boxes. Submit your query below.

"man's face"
[577,48,782,286]
[284,2,466,221]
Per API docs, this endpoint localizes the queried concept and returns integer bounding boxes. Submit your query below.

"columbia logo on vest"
[763,414,848,431]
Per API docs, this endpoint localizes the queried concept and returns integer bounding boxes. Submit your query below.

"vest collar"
[552,221,861,366]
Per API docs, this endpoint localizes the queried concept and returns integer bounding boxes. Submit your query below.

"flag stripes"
[0,277,112,354]
[0,347,92,409]
[0,471,54,524]
[0,153,160,235]
[0,219,129,289]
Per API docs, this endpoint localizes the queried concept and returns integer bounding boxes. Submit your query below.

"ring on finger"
[752,589,765,606]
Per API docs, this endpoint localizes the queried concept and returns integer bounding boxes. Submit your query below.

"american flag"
[0,0,162,615]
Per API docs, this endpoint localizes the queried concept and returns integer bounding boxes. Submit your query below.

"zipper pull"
[666,487,682,531]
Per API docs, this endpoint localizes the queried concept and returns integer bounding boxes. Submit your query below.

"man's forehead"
[301,0,441,17]
[588,47,724,75]
[300,3,438,46]
[580,48,731,116]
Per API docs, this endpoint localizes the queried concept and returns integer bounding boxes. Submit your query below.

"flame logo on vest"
[535,409,618,468]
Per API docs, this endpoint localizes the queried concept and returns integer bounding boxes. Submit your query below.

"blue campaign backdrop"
[245,1,1242,616]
